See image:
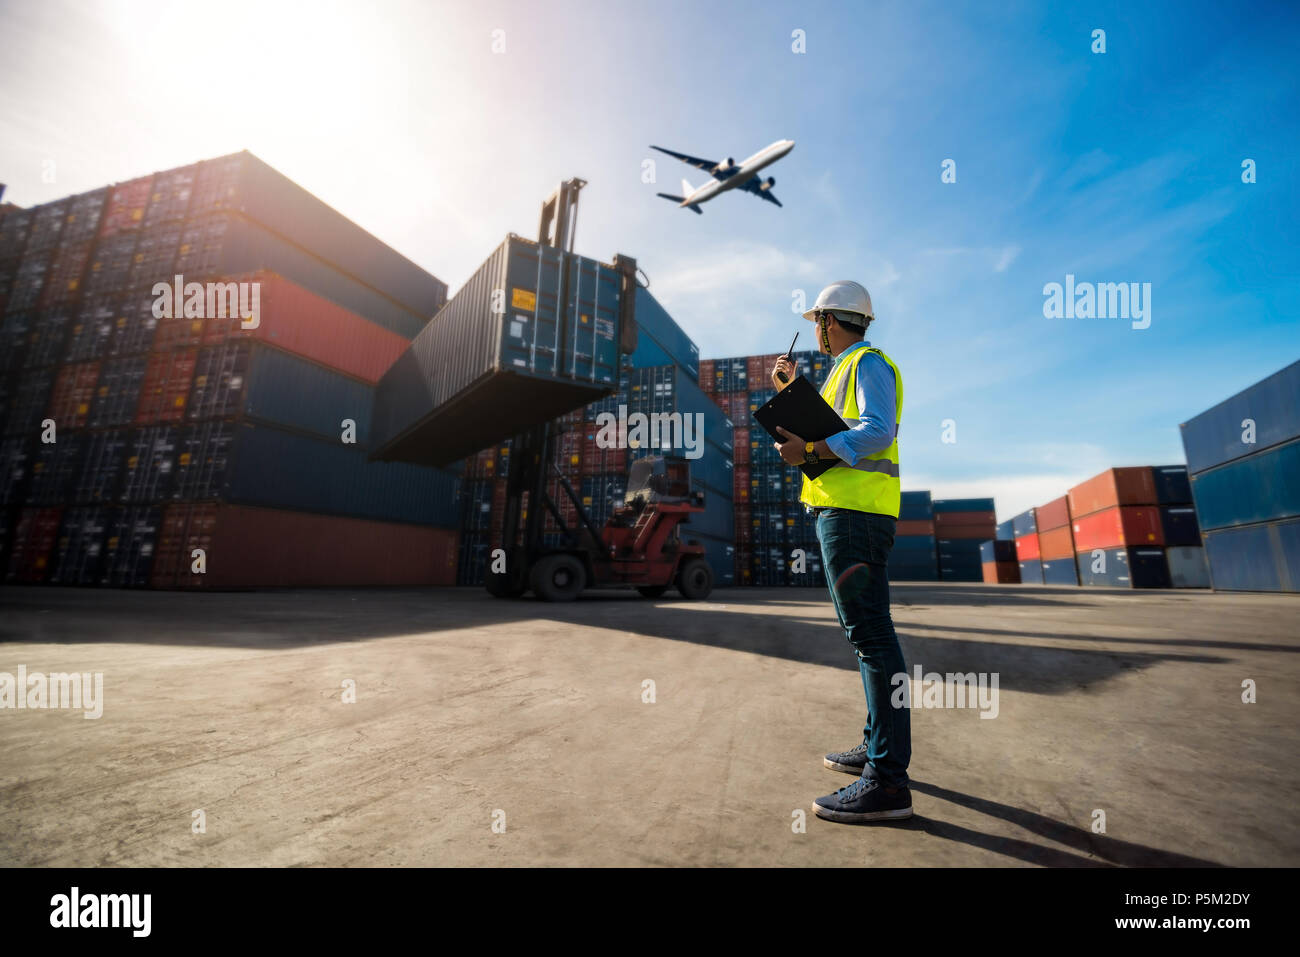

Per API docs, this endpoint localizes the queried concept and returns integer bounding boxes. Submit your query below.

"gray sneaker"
[814,776,913,824]
[824,742,870,775]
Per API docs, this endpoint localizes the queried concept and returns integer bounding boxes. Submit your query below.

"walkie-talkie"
[775,331,800,384]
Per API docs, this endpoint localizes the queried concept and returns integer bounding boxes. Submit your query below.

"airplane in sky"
[651,139,794,213]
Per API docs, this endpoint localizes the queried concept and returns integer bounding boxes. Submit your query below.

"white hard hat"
[802,280,874,326]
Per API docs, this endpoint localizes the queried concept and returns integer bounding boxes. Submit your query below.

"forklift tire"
[675,558,713,600]
[530,554,586,602]
[636,585,669,598]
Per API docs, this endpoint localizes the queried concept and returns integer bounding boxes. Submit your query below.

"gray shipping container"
[1166,546,1210,588]
[371,235,636,467]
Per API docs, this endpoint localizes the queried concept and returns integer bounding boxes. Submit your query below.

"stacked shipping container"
[1,153,460,589]
[933,498,996,581]
[994,465,1204,589]
[1181,361,1300,592]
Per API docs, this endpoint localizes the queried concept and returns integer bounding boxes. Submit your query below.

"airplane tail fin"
[681,178,694,196]
[656,193,703,214]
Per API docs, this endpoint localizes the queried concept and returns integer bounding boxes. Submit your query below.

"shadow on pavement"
[904,780,1225,867]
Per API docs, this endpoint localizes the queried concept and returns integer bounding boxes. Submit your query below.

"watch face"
[805,441,816,453]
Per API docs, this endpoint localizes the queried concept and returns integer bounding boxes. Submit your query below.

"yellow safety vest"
[799,344,903,517]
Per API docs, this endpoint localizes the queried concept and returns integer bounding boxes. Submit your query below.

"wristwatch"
[803,441,819,465]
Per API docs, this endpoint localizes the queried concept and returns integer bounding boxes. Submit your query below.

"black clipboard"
[753,375,847,480]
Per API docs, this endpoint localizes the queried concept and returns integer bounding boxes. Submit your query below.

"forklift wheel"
[530,554,586,602]
[636,585,668,598]
[675,558,714,600]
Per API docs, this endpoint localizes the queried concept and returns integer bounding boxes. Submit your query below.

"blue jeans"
[815,507,911,789]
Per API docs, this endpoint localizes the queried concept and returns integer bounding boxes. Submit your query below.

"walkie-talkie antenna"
[775,331,799,384]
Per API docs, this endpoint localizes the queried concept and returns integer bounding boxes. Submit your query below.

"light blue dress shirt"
[821,341,898,466]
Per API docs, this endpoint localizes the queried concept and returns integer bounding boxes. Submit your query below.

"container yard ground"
[1,584,1296,868]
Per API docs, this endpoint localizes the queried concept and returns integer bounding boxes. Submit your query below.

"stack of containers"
[1034,495,1079,585]
[702,349,831,585]
[1151,465,1209,588]
[1181,361,1300,591]
[1068,468,1169,588]
[1011,509,1041,583]
[890,491,938,581]
[933,497,995,581]
[980,540,1019,582]
[2,152,461,589]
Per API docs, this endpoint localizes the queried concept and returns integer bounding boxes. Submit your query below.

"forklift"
[483,179,715,602]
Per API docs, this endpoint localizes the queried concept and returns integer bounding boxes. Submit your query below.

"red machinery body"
[592,458,707,589]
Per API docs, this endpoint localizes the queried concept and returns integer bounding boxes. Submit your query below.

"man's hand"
[774,426,807,466]
[771,356,795,391]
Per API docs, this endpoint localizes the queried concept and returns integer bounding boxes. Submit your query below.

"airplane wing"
[738,175,783,207]
[650,145,720,175]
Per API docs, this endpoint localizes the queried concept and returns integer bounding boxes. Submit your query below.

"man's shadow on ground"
[856,780,1225,867]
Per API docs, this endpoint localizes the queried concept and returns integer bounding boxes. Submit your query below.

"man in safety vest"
[771,280,912,823]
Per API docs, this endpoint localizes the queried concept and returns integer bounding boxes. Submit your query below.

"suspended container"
[371,234,638,467]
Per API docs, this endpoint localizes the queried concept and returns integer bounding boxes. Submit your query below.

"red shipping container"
[152,504,459,588]
[733,464,751,502]
[982,561,1020,584]
[897,519,935,536]
[735,544,753,582]
[747,353,781,387]
[47,360,102,428]
[153,272,409,384]
[6,508,62,583]
[489,480,508,538]
[154,317,205,351]
[938,524,997,540]
[41,241,94,308]
[1072,506,1164,551]
[1038,525,1076,561]
[1036,495,1071,531]
[1068,467,1158,518]
[733,427,750,465]
[735,505,752,544]
[934,510,996,529]
[135,348,197,424]
[98,175,154,237]
[1016,532,1041,560]
[699,359,715,393]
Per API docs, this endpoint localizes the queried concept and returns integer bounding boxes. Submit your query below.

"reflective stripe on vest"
[798,345,903,515]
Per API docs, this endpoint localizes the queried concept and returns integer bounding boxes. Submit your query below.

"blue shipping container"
[1152,465,1192,504]
[1202,518,1300,592]
[1189,438,1300,531]
[629,286,700,381]
[1180,360,1300,474]
[1011,508,1037,538]
[1019,559,1044,584]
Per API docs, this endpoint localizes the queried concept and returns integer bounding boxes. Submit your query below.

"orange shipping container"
[1038,525,1076,561]
[1036,495,1071,531]
[1068,467,1157,518]
[982,561,1020,584]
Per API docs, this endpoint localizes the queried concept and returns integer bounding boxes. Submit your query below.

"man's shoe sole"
[824,757,867,775]
[813,803,914,824]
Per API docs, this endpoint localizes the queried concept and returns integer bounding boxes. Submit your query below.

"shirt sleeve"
[823,351,897,466]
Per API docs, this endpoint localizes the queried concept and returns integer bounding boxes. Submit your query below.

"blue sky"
[1,0,1297,516]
